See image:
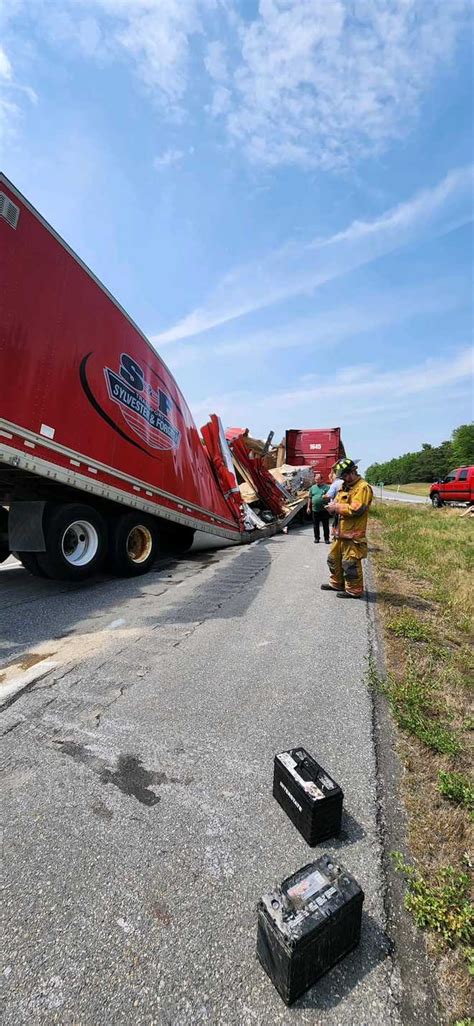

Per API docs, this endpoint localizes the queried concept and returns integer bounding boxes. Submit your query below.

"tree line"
[365,424,474,485]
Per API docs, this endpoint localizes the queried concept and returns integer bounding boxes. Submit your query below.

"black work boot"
[337,591,361,599]
[320,583,338,591]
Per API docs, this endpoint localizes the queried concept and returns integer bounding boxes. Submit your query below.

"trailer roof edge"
[0,172,180,397]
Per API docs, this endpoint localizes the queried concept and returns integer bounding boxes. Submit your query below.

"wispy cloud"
[0,42,37,145]
[1,0,469,167]
[153,165,474,345]
[165,277,467,371]
[153,147,186,169]
[33,0,212,108]
[267,348,473,409]
[222,0,470,169]
[0,45,12,81]
[188,347,473,433]
[108,0,211,107]
[2,0,213,117]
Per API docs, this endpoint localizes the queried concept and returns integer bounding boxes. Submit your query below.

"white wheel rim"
[126,525,153,564]
[61,520,99,567]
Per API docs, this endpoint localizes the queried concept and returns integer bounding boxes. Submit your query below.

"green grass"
[369,656,460,755]
[384,482,431,496]
[438,771,474,814]
[370,502,473,633]
[370,505,473,759]
[370,504,473,1013]
[392,854,474,950]
[387,612,432,642]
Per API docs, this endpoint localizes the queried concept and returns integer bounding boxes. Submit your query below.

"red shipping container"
[285,429,345,483]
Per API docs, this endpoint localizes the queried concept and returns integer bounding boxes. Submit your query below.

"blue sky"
[1,0,473,471]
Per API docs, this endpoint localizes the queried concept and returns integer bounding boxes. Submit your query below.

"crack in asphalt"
[0,543,275,737]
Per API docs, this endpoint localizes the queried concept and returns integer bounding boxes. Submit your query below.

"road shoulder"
[365,558,442,1026]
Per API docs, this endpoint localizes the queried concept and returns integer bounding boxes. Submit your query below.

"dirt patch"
[1,651,55,673]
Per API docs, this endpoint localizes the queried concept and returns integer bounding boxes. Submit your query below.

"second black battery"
[273,747,343,844]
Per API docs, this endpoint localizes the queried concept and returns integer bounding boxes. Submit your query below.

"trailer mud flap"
[9,501,46,551]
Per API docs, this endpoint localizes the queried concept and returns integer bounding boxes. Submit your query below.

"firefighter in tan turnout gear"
[321,458,373,598]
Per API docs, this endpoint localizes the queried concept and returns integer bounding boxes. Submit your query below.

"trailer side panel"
[0,175,240,536]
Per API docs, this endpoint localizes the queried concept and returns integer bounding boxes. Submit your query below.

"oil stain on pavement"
[53,741,177,807]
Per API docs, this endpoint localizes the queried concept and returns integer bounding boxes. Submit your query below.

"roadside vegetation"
[366,422,474,486]
[369,501,473,1023]
[384,482,431,497]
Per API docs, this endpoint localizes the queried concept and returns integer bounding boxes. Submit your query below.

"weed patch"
[375,659,460,755]
[439,772,474,815]
[387,612,432,642]
[392,853,473,949]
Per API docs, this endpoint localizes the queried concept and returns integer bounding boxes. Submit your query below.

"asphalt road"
[376,489,429,504]
[1,527,401,1025]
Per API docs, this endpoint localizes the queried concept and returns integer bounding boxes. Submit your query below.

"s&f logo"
[104,354,181,451]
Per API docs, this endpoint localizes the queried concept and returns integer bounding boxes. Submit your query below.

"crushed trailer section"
[226,427,345,514]
[225,428,315,523]
[231,436,290,517]
[0,174,305,579]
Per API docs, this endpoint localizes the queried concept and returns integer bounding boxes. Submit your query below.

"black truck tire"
[0,507,9,563]
[431,493,443,508]
[161,524,195,555]
[37,503,107,580]
[17,551,49,578]
[107,512,158,576]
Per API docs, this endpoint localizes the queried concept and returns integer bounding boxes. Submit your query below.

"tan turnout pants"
[327,537,366,597]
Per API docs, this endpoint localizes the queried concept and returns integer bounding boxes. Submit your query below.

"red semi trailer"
[285,429,345,481]
[0,175,303,581]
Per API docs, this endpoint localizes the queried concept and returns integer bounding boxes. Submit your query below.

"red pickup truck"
[430,467,474,507]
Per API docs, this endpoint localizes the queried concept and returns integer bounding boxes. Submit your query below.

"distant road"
[375,488,429,505]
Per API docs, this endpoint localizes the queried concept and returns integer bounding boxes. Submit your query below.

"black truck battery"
[273,747,343,844]
[256,854,364,1005]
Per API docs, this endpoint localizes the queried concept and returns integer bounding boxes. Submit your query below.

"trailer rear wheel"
[17,551,49,578]
[37,504,107,580]
[0,507,9,563]
[161,525,195,555]
[107,513,158,576]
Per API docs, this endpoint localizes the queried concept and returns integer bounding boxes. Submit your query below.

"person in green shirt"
[306,471,330,543]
